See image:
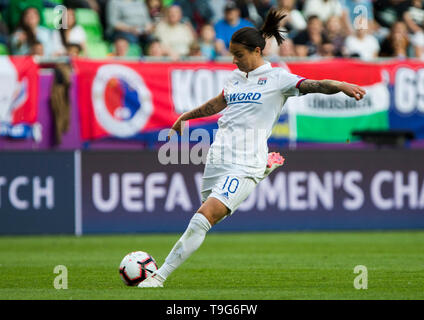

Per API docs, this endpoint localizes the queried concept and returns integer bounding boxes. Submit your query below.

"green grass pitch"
[0,231,423,300]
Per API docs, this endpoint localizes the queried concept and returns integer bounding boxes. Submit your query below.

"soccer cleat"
[264,152,285,177]
[137,273,164,288]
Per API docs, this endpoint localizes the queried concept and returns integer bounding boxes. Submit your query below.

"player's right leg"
[137,198,229,288]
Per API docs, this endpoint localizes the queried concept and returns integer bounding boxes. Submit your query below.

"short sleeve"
[278,68,307,97]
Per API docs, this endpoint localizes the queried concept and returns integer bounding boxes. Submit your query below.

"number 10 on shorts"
[222,176,239,194]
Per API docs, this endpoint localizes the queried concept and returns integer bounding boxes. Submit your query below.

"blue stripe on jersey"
[227,101,263,105]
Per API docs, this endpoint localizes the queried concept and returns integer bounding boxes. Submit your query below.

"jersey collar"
[248,62,272,76]
[244,62,271,81]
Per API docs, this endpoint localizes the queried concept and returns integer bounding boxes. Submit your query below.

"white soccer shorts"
[201,174,257,215]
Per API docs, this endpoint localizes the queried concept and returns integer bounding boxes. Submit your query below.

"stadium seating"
[75,8,103,42]
[86,41,109,58]
[42,7,55,29]
[75,8,109,58]
[127,44,141,57]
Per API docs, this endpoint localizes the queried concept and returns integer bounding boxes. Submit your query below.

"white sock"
[156,213,211,281]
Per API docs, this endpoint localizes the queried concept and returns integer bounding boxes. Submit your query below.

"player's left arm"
[167,93,227,140]
[298,79,366,101]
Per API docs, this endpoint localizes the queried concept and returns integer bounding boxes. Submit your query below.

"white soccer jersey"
[204,62,306,182]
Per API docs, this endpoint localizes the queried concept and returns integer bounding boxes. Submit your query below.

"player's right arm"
[167,93,227,139]
[298,79,366,101]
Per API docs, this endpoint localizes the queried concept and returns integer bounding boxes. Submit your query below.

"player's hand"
[340,82,366,101]
[167,114,186,141]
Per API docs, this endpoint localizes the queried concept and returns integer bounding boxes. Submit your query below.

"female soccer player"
[138,9,366,288]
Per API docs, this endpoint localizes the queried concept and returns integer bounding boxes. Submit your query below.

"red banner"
[72,58,424,142]
[72,58,235,140]
[0,56,39,139]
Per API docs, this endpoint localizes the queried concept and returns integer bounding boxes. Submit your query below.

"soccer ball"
[119,251,158,286]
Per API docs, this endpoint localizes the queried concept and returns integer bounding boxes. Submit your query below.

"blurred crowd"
[1,0,424,60]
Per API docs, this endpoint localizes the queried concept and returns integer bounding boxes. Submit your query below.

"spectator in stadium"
[251,0,275,23]
[275,0,307,38]
[188,40,203,57]
[379,20,411,58]
[235,0,266,28]
[214,1,255,56]
[106,0,153,50]
[154,4,195,58]
[146,0,164,23]
[145,38,167,57]
[108,36,130,57]
[50,43,83,146]
[405,0,424,31]
[10,7,53,57]
[403,0,424,58]
[278,38,296,56]
[374,0,410,29]
[293,15,328,57]
[66,42,83,56]
[51,8,87,56]
[5,0,45,32]
[302,0,343,23]
[29,39,44,57]
[173,0,214,31]
[317,38,336,57]
[209,0,227,24]
[198,23,217,60]
[344,15,380,60]
[373,0,410,42]
[325,16,346,57]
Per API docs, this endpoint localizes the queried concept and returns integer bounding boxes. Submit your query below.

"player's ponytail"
[259,8,286,46]
[231,8,287,52]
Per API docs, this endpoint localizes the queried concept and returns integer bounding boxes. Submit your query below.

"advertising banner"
[81,150,424,234]
[72,59,234,142]
[73,58,424,145]
[0,56,39,140]
[287,60,390,142]
[0,152,76,234]
[382,60,424,140]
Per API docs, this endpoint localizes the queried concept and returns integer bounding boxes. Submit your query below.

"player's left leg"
[138,198,229,288]
[138,175,257,288]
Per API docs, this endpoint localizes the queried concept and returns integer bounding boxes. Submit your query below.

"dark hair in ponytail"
[230,8,287,52]
[260,8,286,45]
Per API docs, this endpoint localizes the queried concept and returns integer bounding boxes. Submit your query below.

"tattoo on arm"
[184,94,227,120]
[299,79,342,95]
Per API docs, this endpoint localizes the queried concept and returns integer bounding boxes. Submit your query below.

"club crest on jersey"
[257,77,267,85]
